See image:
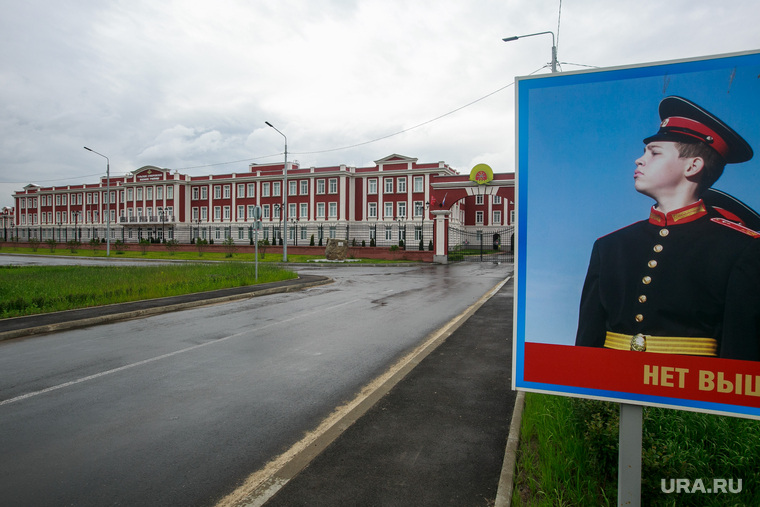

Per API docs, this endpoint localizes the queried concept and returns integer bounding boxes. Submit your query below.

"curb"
[0,276,332,342]
[495,389,525,507]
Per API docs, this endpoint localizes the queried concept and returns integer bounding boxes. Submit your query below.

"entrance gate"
[448,226,514,263]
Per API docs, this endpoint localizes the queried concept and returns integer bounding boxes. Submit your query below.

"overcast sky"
[1,0,759,208]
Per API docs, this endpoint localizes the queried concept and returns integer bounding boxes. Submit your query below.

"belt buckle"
[630,333,647,352]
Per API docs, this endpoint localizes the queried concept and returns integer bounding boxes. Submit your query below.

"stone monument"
[325,238,349,260]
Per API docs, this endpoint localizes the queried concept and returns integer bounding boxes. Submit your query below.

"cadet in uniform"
[575,96,760,360]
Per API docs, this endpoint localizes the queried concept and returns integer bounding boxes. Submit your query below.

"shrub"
[138,238,150,255]
[222,236,236,258]
[29,237,40,252]
[165,239,180,255]
[362,240,366,247]
[310,234,315,246]
[114,239,127,254]
[46,239,57,252]
[195,238,208,256]
[89,237,101,253]
[67,239,81,253]
[370,238,376,247]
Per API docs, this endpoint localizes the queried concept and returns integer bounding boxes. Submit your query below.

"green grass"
[0,263,298,319]
[0,245,415,263]
[513,393,760,506]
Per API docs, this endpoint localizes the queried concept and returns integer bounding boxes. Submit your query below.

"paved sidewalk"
[263,278,516,507]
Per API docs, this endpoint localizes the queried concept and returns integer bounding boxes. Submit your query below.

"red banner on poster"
[524,343,760,408]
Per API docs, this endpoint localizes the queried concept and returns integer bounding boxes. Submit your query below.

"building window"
[397,177,406,193]
[493,210,502,224]
[214,186,222,199]
[263,205,270,219]
[317,179,325,194]
[262,183,270,197]
[476,211,484,224]
[147,187,153,200]
[247,205,255,219]
[368,202,377,218]
[289,203,297,218]
[62,194,67,205]
[223,206,230,220]
[86,193,92,204]
[56,194,61,206]
[328,202,337,218]
[201,207,208,220]
[328,178,338,194]
[413,176,424,193]
[201,186,208,200]
[368,178,378,194]
[300,203,308,219]
[237,205,245,220]
[414,201,424,217]
[247,183,255,197]
[300,180,308,195]
[494,195,502,204]
[192,187,199,200]
[384,202,393,218]
[385,226,393,240]
[289,181,297,196]
[192,207,198,221]
[476,195,484,205]
[157,186,163,200]
[167,186,173,199]
[214,206,221,220]
[384,178,393,194]
[273,205,280,219]
[273,182,281,197]
[317,202,325,218]
[397,201,406,218]
[237,184,245,198]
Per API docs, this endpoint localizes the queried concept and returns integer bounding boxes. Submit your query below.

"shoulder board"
[711,217,760,238]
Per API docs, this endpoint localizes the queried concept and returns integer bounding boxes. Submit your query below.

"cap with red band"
[643,96,753,164]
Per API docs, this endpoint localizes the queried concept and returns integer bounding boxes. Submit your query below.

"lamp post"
[502,30,557,73]
[265,121,288,262]
[84,147,111,255]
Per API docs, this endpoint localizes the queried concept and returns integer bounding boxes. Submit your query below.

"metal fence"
[8,221,437,251]
[448,226,515,263]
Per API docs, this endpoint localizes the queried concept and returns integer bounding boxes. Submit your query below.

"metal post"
[618,403,642,506]
[84,147,110,256]
[502,31,558,73]
[265,121,287,262]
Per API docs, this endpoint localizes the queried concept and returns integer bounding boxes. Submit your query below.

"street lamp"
[84,147,111,256]
[265,121,288,262]
[502,30,558,73]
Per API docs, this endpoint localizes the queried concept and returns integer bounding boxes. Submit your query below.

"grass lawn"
[513,393,760,506]
[0,262,298,319]
[0,244,415,264]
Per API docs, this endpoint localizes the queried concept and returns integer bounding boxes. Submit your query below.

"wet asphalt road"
[0,259,510,506]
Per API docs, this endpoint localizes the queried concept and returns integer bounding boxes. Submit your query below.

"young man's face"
[633,141,693,200]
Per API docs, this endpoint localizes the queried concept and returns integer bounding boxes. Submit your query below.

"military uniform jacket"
[575,200,760,360]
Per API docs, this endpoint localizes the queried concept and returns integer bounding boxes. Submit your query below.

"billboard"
[513,50,760,419]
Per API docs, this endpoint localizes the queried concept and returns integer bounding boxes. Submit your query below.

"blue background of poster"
[517,51,760,347]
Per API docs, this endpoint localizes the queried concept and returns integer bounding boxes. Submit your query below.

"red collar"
[648,200,708,226]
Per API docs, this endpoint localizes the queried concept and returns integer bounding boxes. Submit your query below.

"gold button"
[648,260,658,268]
[653,244,663,253]
[642,276,652,284]
[635,314,644,323]
[638,295,647,303]
[660,228,669,237]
